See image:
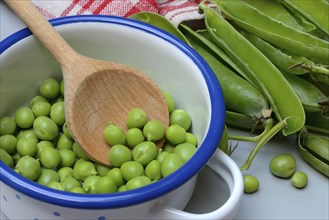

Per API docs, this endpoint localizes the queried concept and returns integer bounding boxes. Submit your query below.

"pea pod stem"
[240,118,289,171]
[228,117,273,143]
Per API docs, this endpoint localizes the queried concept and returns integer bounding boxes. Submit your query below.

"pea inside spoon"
[5,0,169,166]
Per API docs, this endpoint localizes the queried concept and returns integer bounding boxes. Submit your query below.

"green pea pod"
[279,0,329,37]
[200,4,305,136]
[215,0,329,65]
[281,71,329,113]
[193,29,253,83]
[180,24,269,118]
[225,111,263,130]
[298,129,329,177]
[305,111,329,135]
[244,0,316,33]
[129,12,191,46]
[241,31,329,76]
[218,125,229,154]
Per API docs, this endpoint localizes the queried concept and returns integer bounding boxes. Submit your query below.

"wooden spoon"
[5,0,169,166]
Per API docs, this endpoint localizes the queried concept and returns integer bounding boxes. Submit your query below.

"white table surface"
[1,2,328,219]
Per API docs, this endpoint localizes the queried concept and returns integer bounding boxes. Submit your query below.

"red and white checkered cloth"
[31,0,205,26]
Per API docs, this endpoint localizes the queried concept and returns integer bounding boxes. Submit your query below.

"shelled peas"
[0,77,198,194]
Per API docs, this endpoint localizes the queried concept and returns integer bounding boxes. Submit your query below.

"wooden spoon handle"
[4,0,78,67]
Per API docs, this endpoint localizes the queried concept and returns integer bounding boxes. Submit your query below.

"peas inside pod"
[0,77,198,194]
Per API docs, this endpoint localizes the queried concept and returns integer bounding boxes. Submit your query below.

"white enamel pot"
[0,15,243,220]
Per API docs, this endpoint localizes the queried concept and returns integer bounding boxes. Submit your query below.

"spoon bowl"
[4,0,169,166]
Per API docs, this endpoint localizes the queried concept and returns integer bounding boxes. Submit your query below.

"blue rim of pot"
[0,15,226,209]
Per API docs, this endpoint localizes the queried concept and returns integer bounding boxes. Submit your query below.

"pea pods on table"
[241,31,329,76]
[243,0,316,33]
[279,0,329,37]
[199,3,305,136]
[214,0,329,65]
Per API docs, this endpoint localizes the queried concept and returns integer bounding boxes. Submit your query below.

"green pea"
[120,161,144,181]
[126,108,148,129]
[33,116,59,141]
[165,124,186,145]
[162,90,175,113]
[60,79,65,97]
[36,141,54,158]
[185,132,198,146]
[103,123,126,146]
[50,101,65,126]
[174,143,196,162]
[17,138,38,157]
[95,176,117,194]
[163,142,175,153]
[37,168,60,186]
[61,176,81,191]
[243,175,259,193]
[291,171,308,189]
[62,122,73,140]
[58,167,73,181]
[32,102,51,117]
[117,185,127,192]
[70,187,85,193]
[132,141,157,166]
[39,147,61,169]
[126,176,151,190]
[15,155,41,180]
[270,154,296,178]
[0,117,17,135]
[40,78,60,99]
[47,182,64,191]
[0,134,17,155]
[72,142,90,160]
[16,129,38,142]
[12,153,21,165]
[95,164,111,177]
[83,175,101,193]
[145,160,161,181]
[0,148,14,168]
[106,167,125,187]
[15,107,35,129]
[73,159,97,181]
[156,150,169,164]
[126,128,145,148]
[161,153,184,177]
[29,95,49,108]
[59,149,76,167]
[57,133,74,150]
[169,109,191,131]
[108,144,132,167]
[143,120,165,142]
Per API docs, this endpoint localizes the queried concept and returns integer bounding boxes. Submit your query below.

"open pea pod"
[279,0,329,37]
[297,129,329,177]
[305,111,329,135]
[129,12,191,46]
[214,0,329,65]
[199,4,305,136]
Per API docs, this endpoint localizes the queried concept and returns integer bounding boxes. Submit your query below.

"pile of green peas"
[0,78,198,194]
